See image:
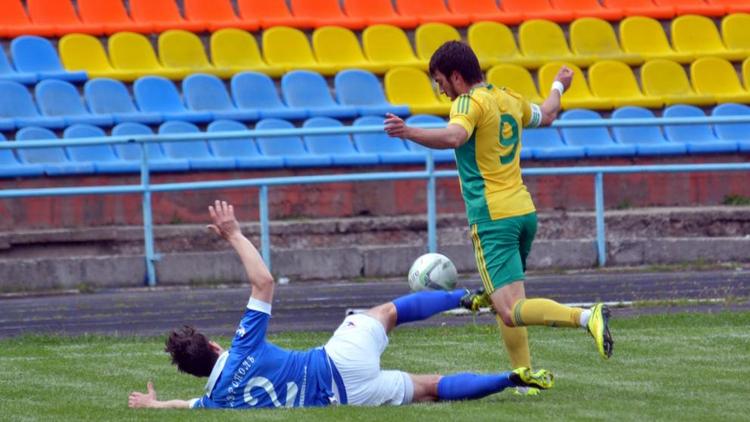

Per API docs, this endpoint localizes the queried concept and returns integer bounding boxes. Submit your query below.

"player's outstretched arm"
[128,382,190,409]
[207,200,274,304]
[539,66,573,126]
[384,113,468,149]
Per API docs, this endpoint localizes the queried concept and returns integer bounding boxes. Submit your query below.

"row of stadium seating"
[2,0,747,38]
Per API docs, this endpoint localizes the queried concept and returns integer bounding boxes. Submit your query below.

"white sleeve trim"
[189,398,200,408]
[247,297,272,315]
[527,103,543,128]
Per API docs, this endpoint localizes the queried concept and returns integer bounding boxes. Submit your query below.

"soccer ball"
[407,253,458,291]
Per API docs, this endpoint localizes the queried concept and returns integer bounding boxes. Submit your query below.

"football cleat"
[510,367,554,390]
[460,287,492,312]
[513,386,541,397]
[587,303,614,359]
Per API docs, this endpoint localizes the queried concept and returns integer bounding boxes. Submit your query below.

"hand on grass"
[128,381,157,409]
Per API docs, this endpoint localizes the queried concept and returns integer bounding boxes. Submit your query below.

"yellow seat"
[569,18,643,65]
[362,24,427,70]
[691,57,750,104]
[538,62,612,109]
[384,67,450,115]
[59,33,134,80]
[721,14,750,57]
[588,60,662,108]
[744,57,750,90]
[210,28,285,78]
[312,26,390,74]
[262,26,337,76]
[414,22,461,64]
[672,15,746,62]
[486,64,544,104]
[519,20,595,68]
[619,16,693,64]
[467,21,545,69]
[640,59,715,106]
[108,32,188,81]
[158,30,234,79]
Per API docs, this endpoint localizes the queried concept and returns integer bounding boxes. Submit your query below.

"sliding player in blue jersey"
[128,200,554,410]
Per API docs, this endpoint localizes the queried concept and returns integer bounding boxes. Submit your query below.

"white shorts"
[324,313,414,406]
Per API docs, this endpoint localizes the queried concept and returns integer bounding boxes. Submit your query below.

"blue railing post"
[594,172,606,267]
[259,185,271,271]
[426,150,437,253]
[139,142,157,286]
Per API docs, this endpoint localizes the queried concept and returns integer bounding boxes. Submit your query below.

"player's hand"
[128,381,158,409]
[384,113,409,138]
[207,200,242,241]
[555,66,573,91]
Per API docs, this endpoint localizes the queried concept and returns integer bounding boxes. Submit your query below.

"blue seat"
[281,71,358,119]
[404,115,455,163]
[0,133,45,177]
[255,118,332,167]
[35,79,113,126]
[183,74,259,122]
[15,126,94,175]
[0,48,36,85]
[134,76,213,123]
[157,121,236,170]
[523,127,585,160]
[663,105,738,154]
[334,69,409,117]
[352,115,423,164]
[0,80,63,129]
[111,122,189,172]
[206,120,284,169]
[231,72,308,120]
[84,79,161,125]
[712,103,750,153]
[560,109,637,157]
[10,36,87,82]
[611,107,687,156]
[63,124,139,173]
[303,117,379,166]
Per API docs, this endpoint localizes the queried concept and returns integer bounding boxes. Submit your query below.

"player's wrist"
[551,81,565,96]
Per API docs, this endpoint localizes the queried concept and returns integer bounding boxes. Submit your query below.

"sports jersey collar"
[204,351,229,398]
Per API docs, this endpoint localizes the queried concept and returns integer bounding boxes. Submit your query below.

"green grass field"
[1,312,749,422]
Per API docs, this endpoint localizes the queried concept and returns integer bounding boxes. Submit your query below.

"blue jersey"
[190,298,336,409]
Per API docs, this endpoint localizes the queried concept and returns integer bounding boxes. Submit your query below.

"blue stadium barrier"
[560,109,637,157]
[663,105,739,154]
[256,118,332,167]
[111,122,190,172]
[303,116,380,166]
[611,107,687,156]
[207,120,284,169]
[0,132,44,177]
[158,120,235,170]
[63,124,139,173]
[353,115,424,164]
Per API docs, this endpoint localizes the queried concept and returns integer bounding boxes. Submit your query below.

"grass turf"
[1,312,749,421]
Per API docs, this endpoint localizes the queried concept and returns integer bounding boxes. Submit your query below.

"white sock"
[579,309,592,327]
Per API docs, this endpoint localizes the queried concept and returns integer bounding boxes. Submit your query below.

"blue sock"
[437,372,515,401]
[392,289,465,325]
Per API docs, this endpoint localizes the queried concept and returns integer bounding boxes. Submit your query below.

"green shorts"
[470,212,537,293]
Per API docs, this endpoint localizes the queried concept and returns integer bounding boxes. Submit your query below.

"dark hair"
[165,325,218,377]
[428,41,483,85]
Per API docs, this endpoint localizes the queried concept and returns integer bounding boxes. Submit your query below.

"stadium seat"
[569,18,643,65]
[601,0,675,19]
[384,67,451,115]
[610,106,687,156]
[255,118,333,167]
[0,133,45,177]
[206,119,284,169]
[353,115,424,164]
[691,57,750,103]
[395,0,471,26]
[619,16,694,63]
[63,124,139,173]
[10,36,87,83]
[344,0,419,28]
[231,72,309,120]
[446,0,523,24]
[502,0,574,23]
[721,14,750,56]
[663,105,738,153]
[183,0,258,31]
[538,62,613,109]
[134,76,213,123]
[129,0,206,33]
[0,48,37,85]
[467,21,544,69]
[640,59,715,106]
[281,71,359,119]
[237,0,312,29]
[712,103,750,152]
[84,78,162,125]
[158,121,236,170]
[35,79,114,126]
[654,0,726,16]
[672,15,745,62]
[158,30,234,79]
[111,122,190,172]
[303,117,380,165]
[559,109,637,157]
[109,32,187,80]
[518,20,595,68]
[290,0,366,29]
[0,0,55,37]
[362,25,427,70]
[0,80,64,129]
[59,34,133,81]
[210,29,285,78]
[487,64,544,104]
[312,26,390,74]
[588,61,662,108]
[415,23,462,64]
[523,127,585,159]
[15,126,94,175]
[709,0,750,13]
[262,27,338,76]
[334,69,409,116]
[26,0,102,36]
[77,0,152,34]
[182,74,259,121]
[744,57,750,90]
[404,115,455,163]
[550,0,623,20]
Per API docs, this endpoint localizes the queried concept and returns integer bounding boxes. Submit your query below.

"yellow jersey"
[449,84,542,224]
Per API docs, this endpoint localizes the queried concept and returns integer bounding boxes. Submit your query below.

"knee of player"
[498,308,515,327]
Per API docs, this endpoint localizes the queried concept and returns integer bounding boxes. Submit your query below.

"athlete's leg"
[366,289,467,334]
[409,368,554,403]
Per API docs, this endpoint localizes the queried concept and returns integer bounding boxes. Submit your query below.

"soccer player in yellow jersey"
[385,41,613,383]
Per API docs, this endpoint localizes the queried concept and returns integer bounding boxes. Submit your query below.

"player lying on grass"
[128,200,554,410]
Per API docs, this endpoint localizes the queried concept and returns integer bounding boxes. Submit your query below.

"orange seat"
[550,0,623,21]
[654,0,726,16]
[708,0,750,13]
[0,0,56,37]
[395,0,471,26]
[503,0,574,23]
[602,0,675,19]
[238,0,313,29]
[290,0,367,29]
[446,0,523,24]
[27,0,102,36]
[130,0,206,33]
[344,0,418,28]
[77,0,152,34]
[184,0,258,31]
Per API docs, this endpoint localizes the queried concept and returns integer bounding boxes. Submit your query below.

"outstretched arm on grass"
[128,382,190,409]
